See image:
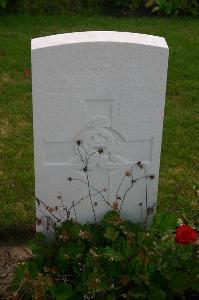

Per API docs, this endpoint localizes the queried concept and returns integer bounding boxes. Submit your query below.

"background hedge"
[0,0,198,16]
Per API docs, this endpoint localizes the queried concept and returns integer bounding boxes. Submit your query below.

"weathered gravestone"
[31,31,169,232]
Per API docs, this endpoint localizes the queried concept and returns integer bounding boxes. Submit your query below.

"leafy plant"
[0,0,8,9]
[145,0,179,16]
[102,0,143,15]
[5,0,96,14]
[12,211,198,299]
[145,0,199,16]
[179,0,199,15]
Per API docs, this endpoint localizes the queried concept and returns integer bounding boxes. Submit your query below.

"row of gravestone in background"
[31,31,169,234]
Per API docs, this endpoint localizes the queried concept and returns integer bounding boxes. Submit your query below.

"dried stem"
[36,137,155,230]
[72,201,78,222]
[71,178,111,209]
[116,175,126,198]
[119,179,135,212]
[77,143,97,223]
[68,189,105,211]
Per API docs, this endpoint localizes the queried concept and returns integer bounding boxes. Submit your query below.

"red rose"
[176,224,198,245]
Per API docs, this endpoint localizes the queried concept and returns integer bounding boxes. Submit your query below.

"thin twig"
[71,178,111,208]
[68,189,105,211]
[86,151,97,164]
[119,177,135,212]
[139,202,143,224]
[77,143,85,165]
[86,171,97,223]
[72,201,78,222]
[142,165,148,211]
[115,175,126,198]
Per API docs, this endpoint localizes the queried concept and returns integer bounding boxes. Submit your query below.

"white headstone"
[31,31,169,231]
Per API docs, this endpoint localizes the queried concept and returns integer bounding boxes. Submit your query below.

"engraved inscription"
[63,57,138,75]
[44,77,162,95]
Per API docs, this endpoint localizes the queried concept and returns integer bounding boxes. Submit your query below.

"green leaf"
[86,271,108,292]
[49,283,74,299]
[107,295,115,300]
[28,232,47,255]
[57,246,70,266]
[104,227,119,241]
[152,6,160,13]
[166,272,189,294]
[102,246,123,262]
[130,256,143,273]
[67,242,83,257]
[58,219,81,240]
[151,289,166,299]
[145,0,155,9]
[28,260,41,278]
[101,210,123,227]
[0,0,8,9]
[11,263,29,291]
[151,214,177,232]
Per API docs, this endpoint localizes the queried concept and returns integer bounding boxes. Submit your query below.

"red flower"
[176,224,198,245]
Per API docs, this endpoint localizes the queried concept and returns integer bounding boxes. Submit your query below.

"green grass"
[0,15,199,234]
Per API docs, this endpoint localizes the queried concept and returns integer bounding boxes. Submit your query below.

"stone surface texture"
[31,31,169,230]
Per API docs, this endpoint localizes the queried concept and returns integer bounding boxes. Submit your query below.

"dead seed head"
[79,230,91,239]
[125,170,132,177]
[48,207,55,213]
[98,148,103,154]
[112,200,119,210]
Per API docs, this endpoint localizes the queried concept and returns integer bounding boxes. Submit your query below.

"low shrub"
[4,0,101,15]
[12,211,198,299]
[101,0,144,16]
[1,0,198,15]
[145,0,199,16]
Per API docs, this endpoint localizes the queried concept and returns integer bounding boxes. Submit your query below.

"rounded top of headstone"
[31,31,168,51]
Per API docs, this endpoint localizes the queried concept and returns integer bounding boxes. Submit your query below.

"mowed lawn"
[0,16,198,234]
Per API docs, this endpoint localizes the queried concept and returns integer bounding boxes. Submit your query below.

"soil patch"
[0,244,32,299]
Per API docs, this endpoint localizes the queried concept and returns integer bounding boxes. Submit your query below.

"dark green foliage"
[7,0,84,14]
[180,0,199,15]
[2,0,199,15]
[0,0,9,9]
[145,0,199,16]
[12,211,198,299]
[3,0,142,15]
[4,0,102,15]
[101,0,143,15]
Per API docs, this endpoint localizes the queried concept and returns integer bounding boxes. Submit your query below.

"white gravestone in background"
[31,31,169,231]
